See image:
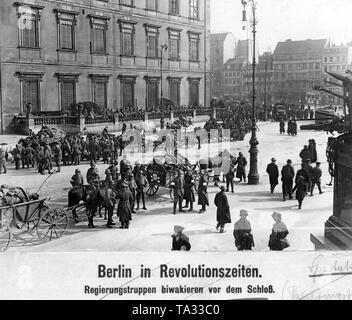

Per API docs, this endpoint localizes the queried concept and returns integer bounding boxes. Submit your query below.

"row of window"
[17,3,201,61]
[324,56,346,63]
[118,0,200,19]
[275,63,321,71]
[19,73,200,113]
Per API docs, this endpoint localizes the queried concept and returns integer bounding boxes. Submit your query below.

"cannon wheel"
[36,208,69,241]
[0,226,11,252]
[147,184,159,197]
[72,204,87,223]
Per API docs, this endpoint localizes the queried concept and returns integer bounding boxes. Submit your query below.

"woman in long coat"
[214,186,232,233]
[197,171,209,213]
[116,184,133,229]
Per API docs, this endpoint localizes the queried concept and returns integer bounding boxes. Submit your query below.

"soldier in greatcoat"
[197,170,209,213]
[183,168,196,211]
[116,183,133,229]
[135,169,149,211]
[171,170,185,215]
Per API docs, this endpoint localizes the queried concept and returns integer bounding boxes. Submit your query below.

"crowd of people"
[266,138,323,210]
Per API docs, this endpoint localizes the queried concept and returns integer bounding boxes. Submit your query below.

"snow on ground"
[1,121,333,252]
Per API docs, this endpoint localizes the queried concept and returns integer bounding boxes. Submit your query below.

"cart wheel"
[169,188,174,201]
[72,204,87,223]
[36,208,69,241]
[147,184,159,197]
[0,226,11,252]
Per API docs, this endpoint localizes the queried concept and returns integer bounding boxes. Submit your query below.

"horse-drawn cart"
[0,190,69,252]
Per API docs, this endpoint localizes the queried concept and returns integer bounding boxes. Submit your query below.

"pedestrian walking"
[266,158,279,194]
[268,212,290,251]
[214,186,232,233]
[279,119,285,134]
[293,173,307,210]
[281,159,295,201]
[233,209,254,251]
[311,162,324,196]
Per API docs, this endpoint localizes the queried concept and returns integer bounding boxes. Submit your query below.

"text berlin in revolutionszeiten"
[97,264,262,279]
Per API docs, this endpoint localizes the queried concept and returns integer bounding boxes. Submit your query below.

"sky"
[210,0,352,53]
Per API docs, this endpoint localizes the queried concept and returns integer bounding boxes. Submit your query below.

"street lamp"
[242,0,259,185]
[160,44,168,117]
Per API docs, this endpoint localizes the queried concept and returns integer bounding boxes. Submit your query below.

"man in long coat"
[172,170,185,215]
[266,158,279,194]
[198,171,209,213]
[183,168,196,211]
[236,152,248,183]
[225,159,236,193]
[214,186,232,233]
[281,159,295,201]
[311,162,323,196]
[116,183,133,229]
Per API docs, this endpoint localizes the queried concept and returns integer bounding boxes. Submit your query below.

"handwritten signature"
[282,281,352,300]
[308,254,352,278]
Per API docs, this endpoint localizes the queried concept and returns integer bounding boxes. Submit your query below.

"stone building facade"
[272,39,328,105]
[0,0,210,133]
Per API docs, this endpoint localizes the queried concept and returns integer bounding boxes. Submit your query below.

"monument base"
[311,216,352,250]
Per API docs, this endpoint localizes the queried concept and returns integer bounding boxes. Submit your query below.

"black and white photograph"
[0,0,352,302]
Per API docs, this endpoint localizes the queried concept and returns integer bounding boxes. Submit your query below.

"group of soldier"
[266,138,322,209]
[1,126,131,176]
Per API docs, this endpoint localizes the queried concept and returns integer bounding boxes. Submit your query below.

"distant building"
[210,32,236,99]
[0,0,211,134]
[321,43,352,105]
[272,39,329,105]
[243,52,274,106]
[223,57,247,101]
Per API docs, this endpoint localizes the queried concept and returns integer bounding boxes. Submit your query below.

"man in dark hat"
[214,186,232,233]
[266,158,279,194]
[281,159,295,201]
[311,162,323,196]
[233,210,254,251]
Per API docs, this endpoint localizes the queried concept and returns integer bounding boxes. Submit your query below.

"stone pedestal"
[311,132,352,250]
